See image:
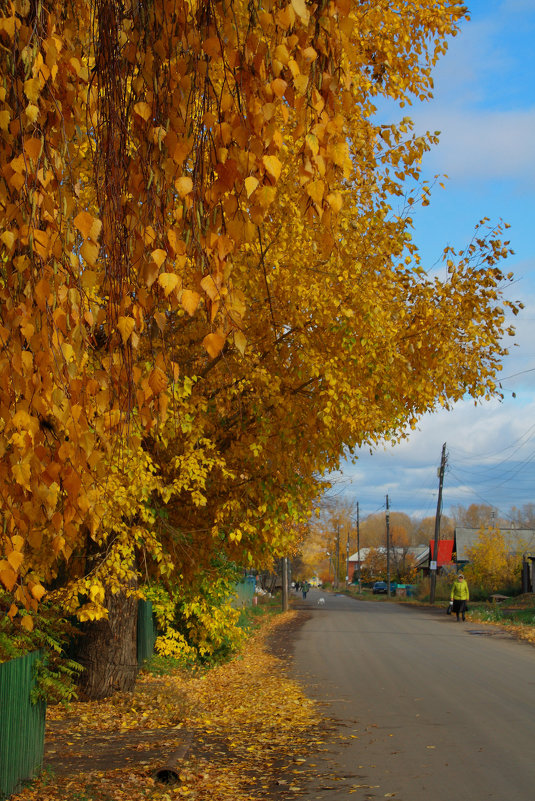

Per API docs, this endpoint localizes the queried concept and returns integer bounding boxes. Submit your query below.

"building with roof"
[454,528,535,566]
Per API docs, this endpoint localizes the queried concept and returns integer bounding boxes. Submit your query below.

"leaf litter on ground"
[12,611,343,801]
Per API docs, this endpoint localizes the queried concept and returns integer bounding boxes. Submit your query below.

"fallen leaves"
[12,612,330,801]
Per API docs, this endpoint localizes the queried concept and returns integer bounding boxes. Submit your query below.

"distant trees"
[450,504,535,532]
[415,515,454,543]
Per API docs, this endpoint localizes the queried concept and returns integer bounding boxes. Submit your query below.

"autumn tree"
[464,526,523,595]
[299,498,355,584]
[0,0,522,694]
[415,515,454,543]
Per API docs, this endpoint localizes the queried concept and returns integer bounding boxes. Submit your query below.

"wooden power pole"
[356,502,361,593]
[386,494,391,597]
[282,556,289,611]
[430,442,447,604]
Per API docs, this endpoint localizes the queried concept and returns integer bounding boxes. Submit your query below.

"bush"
[145,575,248,667]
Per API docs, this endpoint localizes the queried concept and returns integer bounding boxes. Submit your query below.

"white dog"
[317,597,325,606]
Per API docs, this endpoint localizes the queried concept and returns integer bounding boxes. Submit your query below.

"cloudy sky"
[335,0,535,522]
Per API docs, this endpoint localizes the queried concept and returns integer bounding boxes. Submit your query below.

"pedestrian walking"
[450,572,469,621]
[301,580,310,599]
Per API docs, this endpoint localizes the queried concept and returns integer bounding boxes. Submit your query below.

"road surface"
[290,588,535,801]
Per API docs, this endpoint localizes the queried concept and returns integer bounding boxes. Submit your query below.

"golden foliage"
[0,0,521,616]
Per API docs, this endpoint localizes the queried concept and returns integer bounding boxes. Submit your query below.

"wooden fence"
[136,599,157,665]
[0,651,46,800]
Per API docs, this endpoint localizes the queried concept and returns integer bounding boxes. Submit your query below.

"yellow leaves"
[291,0,310,24]
[274,44,290,65]
[74,211,102,241]
[305,133,319,156]
[271,78,288,98]
[244,176,259,198]
[1,230,15,250]
[200,274,223,301]
[75,212,102,266]
[7,550,24,572]
[202,36,221,58]
[329,141,353,178]
[326,191,343,213]
[23,137,42,162]
[20,615,34,632]
[0,563,18,591]
[255,185,277,210]
[262,155,282,183]
[151,248,167,268]
[77,602,108,622]
[158,272,181,297]
[148,367,167,395]
[12,460,32,490]
[89,584,105,604]
[301,46,318,63]
[81,240,99,266]
[0,15,18,40]
[294,74,309,95]
[117,316,135,345]
[25,103,39,123]
[23,77,40,103]
[29,582,46,601]
[233,330,247,356]
[133,101,152,122]
[175,176,193,198]
[0,109,10,131]
[306,179,324,206]
[203,331,226,359]
[181,288,201,316]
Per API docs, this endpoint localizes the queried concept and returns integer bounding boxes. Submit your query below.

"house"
[425,539,455,575]
[347,545,428,580]
[454,528,535,567]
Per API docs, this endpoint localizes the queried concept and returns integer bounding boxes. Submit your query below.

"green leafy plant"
[0,592,82,704]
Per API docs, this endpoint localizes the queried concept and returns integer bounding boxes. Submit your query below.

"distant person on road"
[301,581,310,599]
[450,572,469,622]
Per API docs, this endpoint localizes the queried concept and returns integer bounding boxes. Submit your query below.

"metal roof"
[454,528,535,562]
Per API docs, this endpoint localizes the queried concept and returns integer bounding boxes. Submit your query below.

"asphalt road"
[290,588,535,801]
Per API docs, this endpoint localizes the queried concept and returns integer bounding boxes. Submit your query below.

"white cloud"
[411,108,535,185]
[332,1,535,521]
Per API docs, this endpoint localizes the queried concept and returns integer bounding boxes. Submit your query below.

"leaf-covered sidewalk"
[12,611,333,801]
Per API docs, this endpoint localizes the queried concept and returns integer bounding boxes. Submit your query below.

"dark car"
[372,581,388,594]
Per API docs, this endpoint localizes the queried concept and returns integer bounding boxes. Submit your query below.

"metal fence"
[0,651,46,801]
[232,576,256,608]
[137,600,157,665]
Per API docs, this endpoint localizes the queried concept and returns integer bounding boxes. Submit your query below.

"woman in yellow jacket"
[450,572,469,622]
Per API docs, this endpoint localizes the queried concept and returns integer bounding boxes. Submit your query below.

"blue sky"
[335,0,535,522]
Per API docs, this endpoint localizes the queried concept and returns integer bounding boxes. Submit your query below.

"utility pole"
[356,502,361,593]
[345,525,350,587]
[282,556,289,611]
[386,494,391,597]
[430,442,447,604]
[335,522,340,591]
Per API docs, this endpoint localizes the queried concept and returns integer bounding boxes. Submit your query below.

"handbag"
[446,602,453,615]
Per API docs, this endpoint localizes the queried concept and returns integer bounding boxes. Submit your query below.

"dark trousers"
[452,599,467,620]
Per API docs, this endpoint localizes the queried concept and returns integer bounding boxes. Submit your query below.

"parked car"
[372,581,388,594]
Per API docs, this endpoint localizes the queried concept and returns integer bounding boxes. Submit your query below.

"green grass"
[469,604,535,626]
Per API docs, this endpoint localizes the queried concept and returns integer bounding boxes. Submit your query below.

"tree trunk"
[75,589,139,700]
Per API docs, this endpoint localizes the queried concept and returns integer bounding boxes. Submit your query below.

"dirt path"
[44,722,192,776]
